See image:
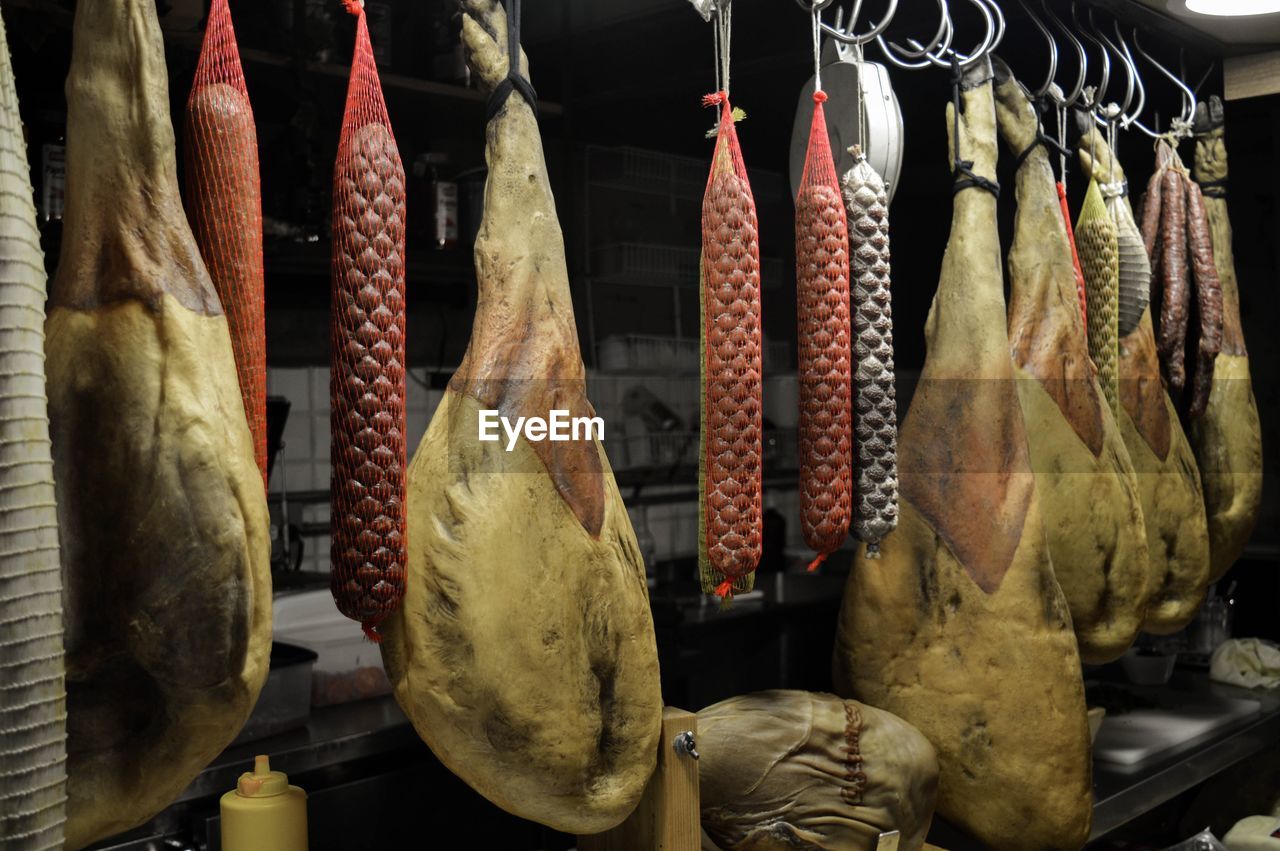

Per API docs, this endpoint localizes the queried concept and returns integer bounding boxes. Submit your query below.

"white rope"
[0,714,67,735]
[812,7,823,93]
[0,774,68,803]
[0,650,62,672]
[712,2,733,96]
[0,819,69,849]
[0,629,64,650]
[0,757,68,783]
[0,610,60,629]
[0,671,64,693]
[0,732,67,760]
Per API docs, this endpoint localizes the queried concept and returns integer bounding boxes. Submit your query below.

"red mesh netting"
[184,0,266,485]
[699,94,763,600]
[1059,182,1089,328]
[795,92,852,568]
[330,1,407,640]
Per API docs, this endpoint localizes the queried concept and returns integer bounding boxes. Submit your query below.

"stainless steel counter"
[190,667,1280,846]
[1090,672,1280,840]
[173,696,418,807]
[91,621,1280,849]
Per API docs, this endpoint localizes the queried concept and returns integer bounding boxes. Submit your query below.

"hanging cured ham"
[1078,127,1211,634]
[1190,96,1262,582]
[46,0,271,846]
[379,0,662,833]
[992,64,1150,665]
[832,60,1092,851]
[0,9,66,848]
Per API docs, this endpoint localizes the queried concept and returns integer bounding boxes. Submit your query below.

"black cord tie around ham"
[1198,178,1228,199]
[1013,99,1074,172]
[950,56,1000,200]
[486,0,538,123]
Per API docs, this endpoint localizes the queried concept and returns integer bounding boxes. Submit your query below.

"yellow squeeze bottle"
[220,754,308,851]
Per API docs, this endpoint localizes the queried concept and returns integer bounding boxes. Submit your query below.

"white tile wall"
[267,366,439,574]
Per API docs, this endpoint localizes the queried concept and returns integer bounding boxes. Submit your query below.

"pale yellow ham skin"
[1078,128,1212,634]
[48,299,270,850]
[1191,113,1262,583]
[382,393,660,833]
[49,0,270,846]
[379,0,661,834]
[993,69,1150,664]
[833,62,1092,851]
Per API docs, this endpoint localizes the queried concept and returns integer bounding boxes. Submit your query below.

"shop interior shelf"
[4,0,564,115]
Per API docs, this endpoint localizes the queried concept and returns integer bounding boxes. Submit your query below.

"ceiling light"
[1185,0,1280,15]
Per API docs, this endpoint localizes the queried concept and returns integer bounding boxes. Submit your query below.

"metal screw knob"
[673,731,699,760]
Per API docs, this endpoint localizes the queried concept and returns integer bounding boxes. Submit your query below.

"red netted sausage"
[184,0,266,484]
[699,93,763,600]
[795,92,853,567]
[330,1,407,639]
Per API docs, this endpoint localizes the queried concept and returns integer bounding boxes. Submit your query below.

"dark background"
[5,0,1278,847]
[11,0,1272,626]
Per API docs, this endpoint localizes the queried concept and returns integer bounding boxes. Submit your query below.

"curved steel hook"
[1112,22,1156,137]
[1191,59,1215,97]
[1089,9,1135,123]
[1071,1,1110,111]
[874,0,953,69]
[1042,0,1086,107]
[795,0,840,12]
[892,0,998,69]
[819,0,900,46]
[1133,29,1197,134]
[1015,0,1057,99]
[1111,21,1152,133]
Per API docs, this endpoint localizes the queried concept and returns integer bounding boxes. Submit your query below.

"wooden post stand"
[578,706,700,851]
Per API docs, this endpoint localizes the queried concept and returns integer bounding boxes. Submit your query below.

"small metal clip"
[687,0,715,22]
[673,731,699,760]
[875,830,901,851]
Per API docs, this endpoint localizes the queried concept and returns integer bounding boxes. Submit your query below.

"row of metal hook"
[785,0,1208,139]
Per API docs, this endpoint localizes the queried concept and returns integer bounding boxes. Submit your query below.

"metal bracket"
[875,830,901,851]
[673,731,699,760]
[687,0,716,22]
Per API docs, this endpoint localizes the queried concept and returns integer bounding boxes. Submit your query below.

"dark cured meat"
[1184,176,1223,419]
[1139,168,1164,261]
[1158,168,1189,391]
[842,151,900,553]
[330,9,408,638]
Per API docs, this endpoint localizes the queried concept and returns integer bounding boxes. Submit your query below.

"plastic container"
[220,755,308,851]
[1121,649,1177,686]
[232,643,317,745]
[272,590,392,706]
